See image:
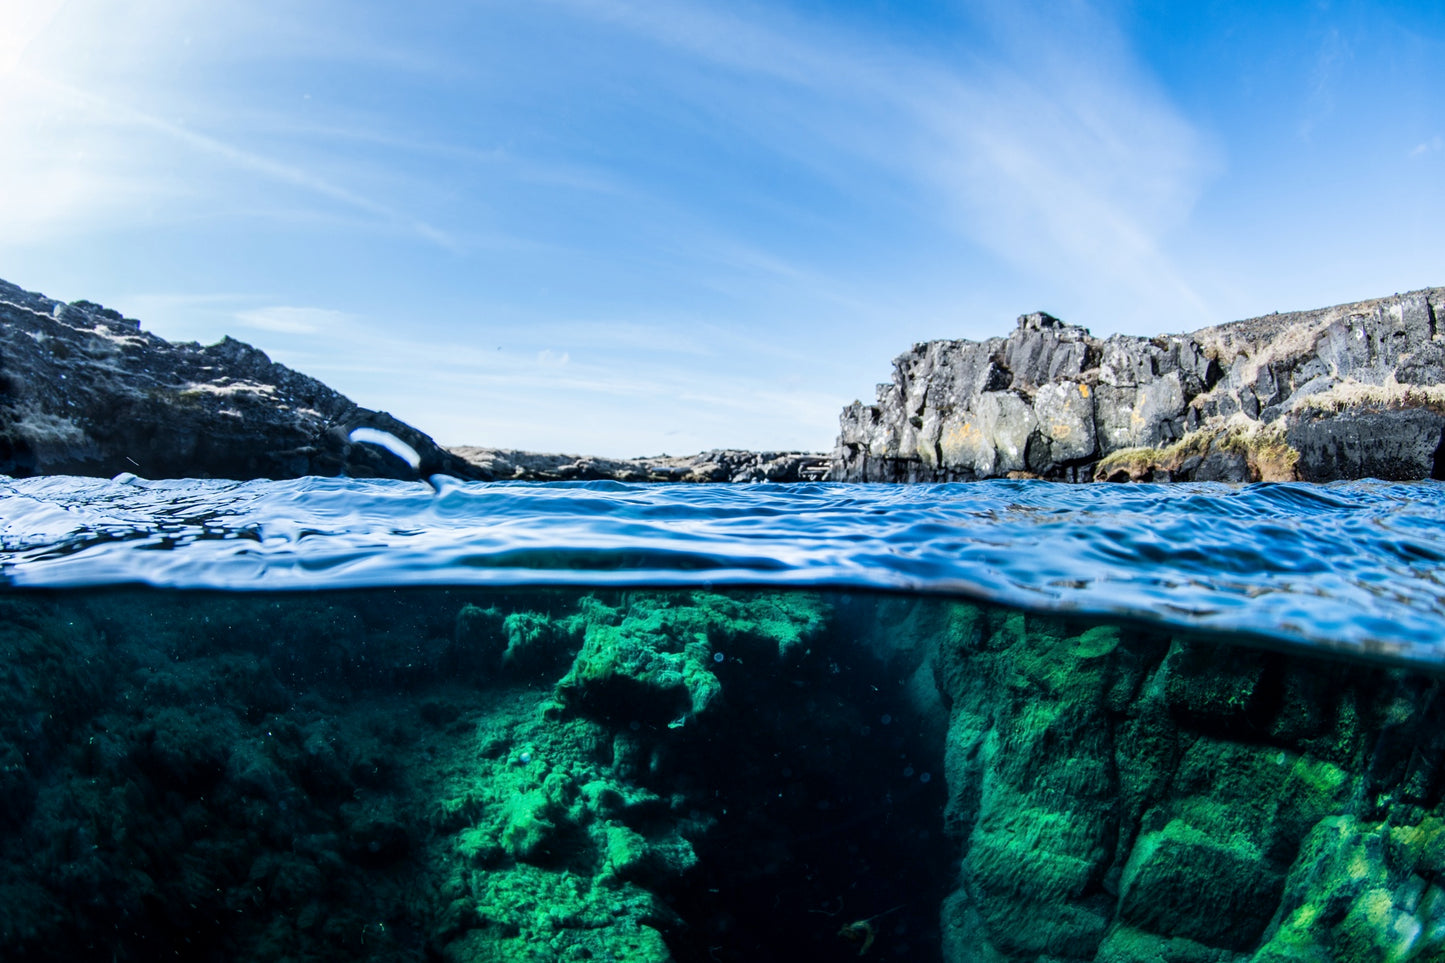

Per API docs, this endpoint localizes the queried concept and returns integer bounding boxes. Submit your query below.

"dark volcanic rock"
[0,279,486,481]
[1287,407,1445,482]
[0,277,828,484]
[834,287,1445,483]
[448,447,830,483]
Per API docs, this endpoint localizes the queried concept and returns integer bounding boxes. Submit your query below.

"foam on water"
[2,474,1444,667]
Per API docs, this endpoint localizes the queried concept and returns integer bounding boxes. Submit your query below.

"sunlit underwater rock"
[553,592,829,726]
[936,605,1445,962]
[0,585,1442,962]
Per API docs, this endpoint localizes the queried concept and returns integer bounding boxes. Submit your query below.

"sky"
[1,0,1442,457]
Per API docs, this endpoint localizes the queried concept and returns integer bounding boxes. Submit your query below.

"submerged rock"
[835,287,1445,483]
[2,585,1442,961]
[934,605,1445,962]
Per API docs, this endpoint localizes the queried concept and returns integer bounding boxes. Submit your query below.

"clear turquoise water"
[5,475,1445,961]
[3,475,1444,668]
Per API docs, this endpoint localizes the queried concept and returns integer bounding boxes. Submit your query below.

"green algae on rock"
[936,605,1445,962]
[553,591,829,726]
[0,585,1442,962]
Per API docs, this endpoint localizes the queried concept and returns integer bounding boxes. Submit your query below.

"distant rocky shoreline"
[447,447,829,483]
[0,277,827,483]
[2,276,1442,484]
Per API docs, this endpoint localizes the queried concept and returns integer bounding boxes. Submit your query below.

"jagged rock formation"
[14,271,1442,486]
[0,279,484,481]
[927,599,1445,962]
[448,446,829,483]
[834,288,1445,483]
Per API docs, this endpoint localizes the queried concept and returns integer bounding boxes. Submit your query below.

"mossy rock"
[1119,818,1282,950]
[964,776,1115,955]
[444,863,676,963]
[555,622,716,725]
[498,791,562,862]
[1162,640,1269,726]
[548,589,830,727]
[454,603,505,661]
[1096,924,1247,963]
[1262,814,1445,961]
[500,608,585,675]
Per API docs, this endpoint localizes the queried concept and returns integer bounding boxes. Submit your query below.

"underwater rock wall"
[834,287,1445,484]
[0,586,1441,962]
[933,606,1445,962]
[0,587,949,962]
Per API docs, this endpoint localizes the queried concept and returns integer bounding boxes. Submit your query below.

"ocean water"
[2,475,1444,962]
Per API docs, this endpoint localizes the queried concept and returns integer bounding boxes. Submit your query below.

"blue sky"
[1,0,1442,456]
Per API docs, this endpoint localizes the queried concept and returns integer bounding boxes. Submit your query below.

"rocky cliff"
[834,288,1445,484]
[0,279,485,481]
[14,272,1444,486]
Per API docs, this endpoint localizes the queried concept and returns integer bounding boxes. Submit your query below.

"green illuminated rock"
[934,604,1445,962]
[2,586,1443,962]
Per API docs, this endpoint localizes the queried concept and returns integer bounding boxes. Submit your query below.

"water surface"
[4,475,1445,962]
[3,474,1443,667]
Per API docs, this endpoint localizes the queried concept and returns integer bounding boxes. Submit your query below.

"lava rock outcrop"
[0,279,482,481]
[834,288,1445,483]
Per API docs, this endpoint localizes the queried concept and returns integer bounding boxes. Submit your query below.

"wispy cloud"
[2,68,457,250]
[0,0,1244,454]
[381,346,844,455]
[0,0,462,252]
[547,0,1218,326]
[206,300,842,453]
[0,1,66,73]
[1300,26,1351,141]
[236,305,353,335]
[1410,135,1443,157]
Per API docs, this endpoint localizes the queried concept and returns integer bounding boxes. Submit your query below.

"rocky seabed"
[2,587,1442,962]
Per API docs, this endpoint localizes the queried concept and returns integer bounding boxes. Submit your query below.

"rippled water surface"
[3,474,1444,667]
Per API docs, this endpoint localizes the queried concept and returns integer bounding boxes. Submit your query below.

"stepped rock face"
[0,279,486,481]
[833,288,1445,483]
[927,600,1445,963]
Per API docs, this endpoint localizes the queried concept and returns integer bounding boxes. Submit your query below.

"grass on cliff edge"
[1094,420,1299,483]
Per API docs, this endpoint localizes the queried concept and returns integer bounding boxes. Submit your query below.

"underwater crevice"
[557,593,953,963]
[7,586,1445,962]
